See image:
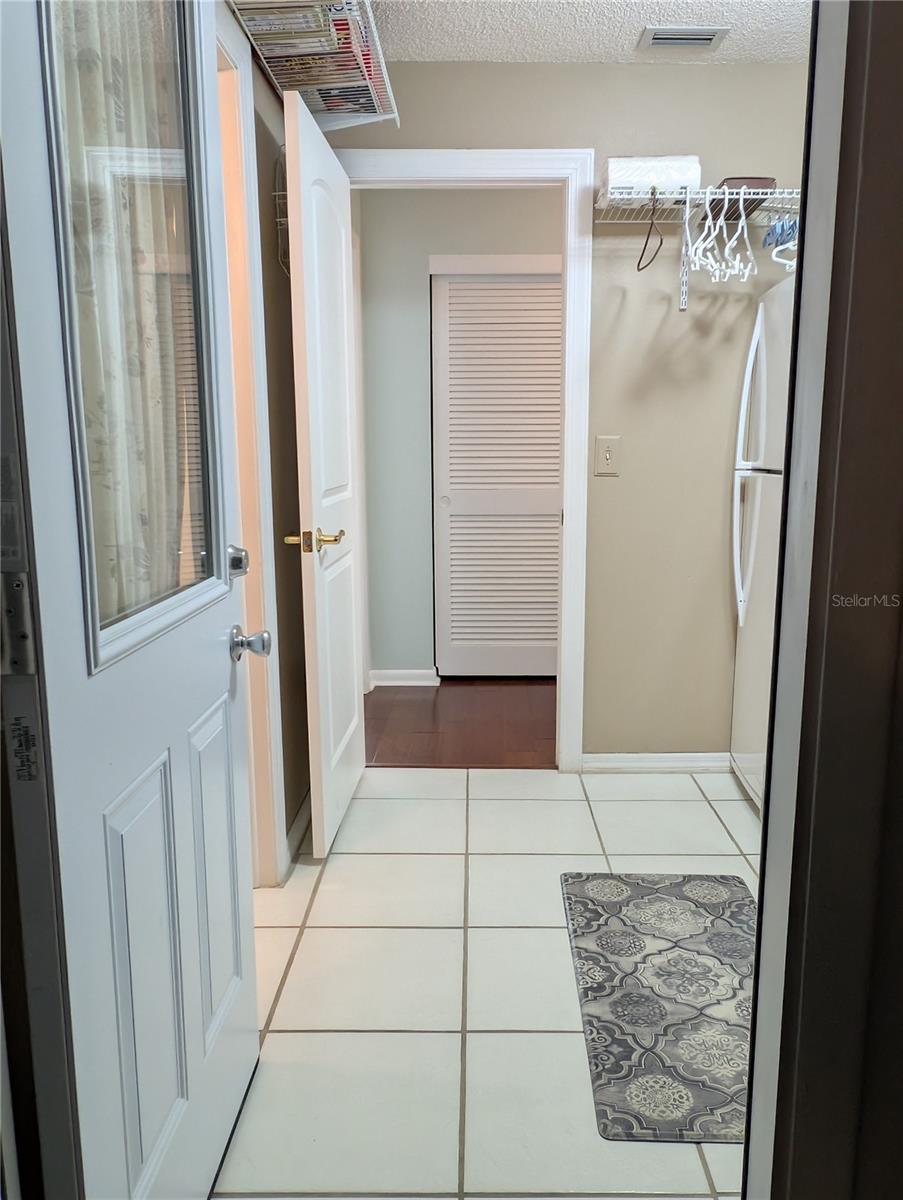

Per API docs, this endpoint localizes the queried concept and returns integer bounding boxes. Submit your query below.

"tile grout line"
[214,1191,719,1199]
[214,823,328,1194]
[696,1143,719,1200]
[579,773,612,869]
[264,1028,586,1035]
[457,769,471,1200]
[259,842,330,1042]
[688,773,712,802]
[703,795,761,876]
[294,923,572,930]
[324,849,755,857]
[689,775,761,877]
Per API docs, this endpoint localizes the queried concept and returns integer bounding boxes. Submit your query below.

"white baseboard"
[582,752,732,773]
[369,668,440,688]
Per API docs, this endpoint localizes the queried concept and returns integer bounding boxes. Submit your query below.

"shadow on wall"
[584,230,789,754]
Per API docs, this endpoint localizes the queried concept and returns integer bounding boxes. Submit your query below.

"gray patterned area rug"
[561,873,756,1143]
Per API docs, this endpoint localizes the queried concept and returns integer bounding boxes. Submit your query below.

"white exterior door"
[432,274,564,676]
[2,3,257,1196]
[284,93,365,858]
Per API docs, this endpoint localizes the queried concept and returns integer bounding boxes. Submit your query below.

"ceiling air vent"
[639,26,730,50]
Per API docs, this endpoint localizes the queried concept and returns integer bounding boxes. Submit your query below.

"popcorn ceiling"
[371,1,811,64]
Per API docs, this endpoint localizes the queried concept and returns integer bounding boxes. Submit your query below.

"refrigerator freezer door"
[730,472,784,809]
[736,276,795,473]
[759,276,795,471]
[736,304,767,470]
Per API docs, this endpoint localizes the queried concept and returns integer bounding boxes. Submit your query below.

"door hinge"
[1,572,37,676]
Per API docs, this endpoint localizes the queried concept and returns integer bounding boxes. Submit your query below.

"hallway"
[217,767,761,1198]
[364,679,557,767]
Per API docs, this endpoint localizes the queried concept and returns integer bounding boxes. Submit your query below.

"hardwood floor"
[364,678,556,768]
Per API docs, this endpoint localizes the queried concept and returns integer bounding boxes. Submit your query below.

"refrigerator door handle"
[733,474,745,625]
[736,304,767,470]
[733,471,763,628]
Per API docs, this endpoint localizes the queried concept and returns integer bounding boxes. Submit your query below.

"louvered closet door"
[432,274,563,676]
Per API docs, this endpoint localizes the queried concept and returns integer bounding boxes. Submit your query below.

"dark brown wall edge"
[771,2,903,1197]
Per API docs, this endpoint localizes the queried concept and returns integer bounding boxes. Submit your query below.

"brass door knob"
[283,529,345,552]
[315,527,346,552]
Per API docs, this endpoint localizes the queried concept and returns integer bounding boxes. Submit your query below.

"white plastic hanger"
[771,217,798,271]
[711,185,733,280]
[690,186,717,273]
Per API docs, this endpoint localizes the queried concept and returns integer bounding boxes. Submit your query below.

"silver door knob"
[230,624,272,662]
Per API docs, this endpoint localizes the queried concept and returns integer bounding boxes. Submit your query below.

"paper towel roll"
[604,155,702,198]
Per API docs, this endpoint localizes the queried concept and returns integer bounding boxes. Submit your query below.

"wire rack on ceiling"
[594,187,802,226]
[231,0,398,131]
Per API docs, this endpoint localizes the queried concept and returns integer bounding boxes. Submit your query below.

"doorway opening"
[355,193,568,768]
[347,158,593,776]
[231,11,825,1198]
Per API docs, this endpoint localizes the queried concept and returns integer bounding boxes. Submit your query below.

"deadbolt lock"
[283,531,314,552]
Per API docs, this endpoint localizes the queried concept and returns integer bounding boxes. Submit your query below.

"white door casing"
[2,4,257,1197]
[284,92,365,858]
[336,149,594,771]
[432,270,564,676]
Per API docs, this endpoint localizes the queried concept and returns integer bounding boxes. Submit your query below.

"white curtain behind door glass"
[51,0,210,628]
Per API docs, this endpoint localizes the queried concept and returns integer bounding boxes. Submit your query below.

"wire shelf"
[595,188,802,227]
[231,0,398,131]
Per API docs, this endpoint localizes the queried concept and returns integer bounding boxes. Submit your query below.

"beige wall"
[359,188,562,671]
[587,235,791,751]
[331,61,809,753]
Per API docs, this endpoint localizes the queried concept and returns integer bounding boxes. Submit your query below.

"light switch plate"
[594,434,621,476]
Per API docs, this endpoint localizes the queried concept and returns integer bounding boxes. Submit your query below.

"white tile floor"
[215,768,762,1199]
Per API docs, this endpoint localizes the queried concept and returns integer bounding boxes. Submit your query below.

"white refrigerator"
[730,276,795,810]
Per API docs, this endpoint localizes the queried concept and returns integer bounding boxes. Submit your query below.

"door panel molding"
[103,754,187,1193]
[188,697,242,1052]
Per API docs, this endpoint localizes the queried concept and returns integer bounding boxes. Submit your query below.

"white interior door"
[432,274,563,676]
[2,4,257,1196]
[284,92,365,858]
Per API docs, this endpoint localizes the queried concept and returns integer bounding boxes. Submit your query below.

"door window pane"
[49,1,212,627]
